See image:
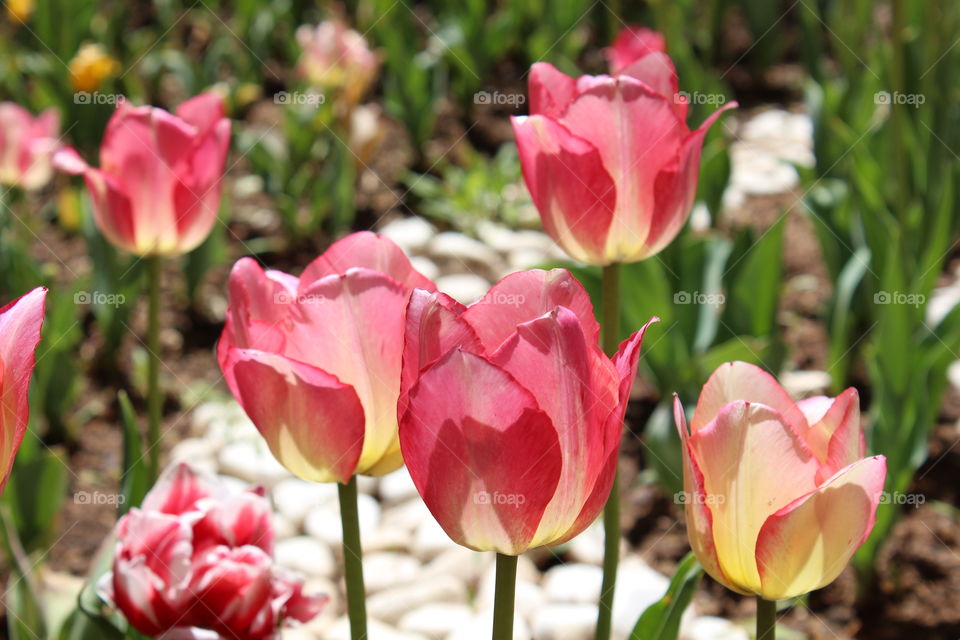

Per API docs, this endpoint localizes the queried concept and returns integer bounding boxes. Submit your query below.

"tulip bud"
[218,232,437,483]
[296,19,379,105]
[54,93,230,256]
[675,362,886,600]
[0,103,59,191]
[399,268,657,554]
[68,43,120,93]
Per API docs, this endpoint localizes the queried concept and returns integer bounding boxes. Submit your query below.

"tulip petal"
[511,115,616,264]
[461,268,600,353]
[299,231,436,292]
[142,462,220,516]
[692,361,809,437]
[174,93,225,133]
[755,456,887,599]
[489,307,610,545]
[673,396,741,593]
[399,349,562,554]
[173,115,230,253]
[605,25,667,75]
[399,289,480,416]
[644,101,736,257]
[528,62,578,119]
[292,268,409,474]
[0,287,46,492]
[801,388,864,483]
[688,401,819,593]
[227,349,365,483]
[617,52,686,121]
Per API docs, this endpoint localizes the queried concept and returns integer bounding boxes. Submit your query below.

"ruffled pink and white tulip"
[399,269,657,555]
[0,103,59,190]
[218,232,436,483]
[103,463,324,639]
[675,362,887,600]
[511,28,735,265]
[0,287,46,492]
[54,93,230,256]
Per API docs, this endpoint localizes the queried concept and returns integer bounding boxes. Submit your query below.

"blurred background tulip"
[0,287,46,492]
[675,361,886,603]
[0,103,60,191]
[296,18,379,108]
[219,231,436,484]
[103,463,324,639]
[54,93,230,257]
[399,268,657,554]
[67,43,120,93]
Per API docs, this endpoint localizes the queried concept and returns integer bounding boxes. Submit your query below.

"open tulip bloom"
[218,231,436,639]
[103,463,324,639]
[675,362,886,636]
[398,268,656,636]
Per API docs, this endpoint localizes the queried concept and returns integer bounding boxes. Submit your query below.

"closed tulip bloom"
[103,463,324,638]
[0,103,59,190]
[296,19,378,104]
[218,232,437,484]
[511,35,735,265]
[0,287,46,492]
[675,362,887,600]
[399,269,657,555]
[54,93,230,256]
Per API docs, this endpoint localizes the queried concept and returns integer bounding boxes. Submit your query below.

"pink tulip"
[296,19,378,104]
[54,93,230,256]
[0,287,46,492]
[605,25,667,76]
[675,362,887,599]
[511,29,735,265]
[399,269,657,554]
[218,231,436,483]
[103,463,324,638]
[0,103,59,190]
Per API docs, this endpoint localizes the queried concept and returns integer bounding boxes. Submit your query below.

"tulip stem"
[338,476,367,640]
[756,597,777,640]
[492,553,518,640]
[596,262,621,640]
[146,255,162,481]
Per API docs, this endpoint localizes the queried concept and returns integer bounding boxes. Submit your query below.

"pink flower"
[0,103,59,190]
[399,269,657,554]
[296,19,378,104]
[54,93,230,256]
[675,362,887,599]
[103,464,325,638]
[511,28,735,265]
[0,287,46,492]
[217,232,436,483]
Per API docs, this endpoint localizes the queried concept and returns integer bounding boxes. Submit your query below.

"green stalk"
[889,0,909,219]
[492,553,518,640]
[596,262,621,640]
[756,597,776,640]
[338,476,367,640]
[146,255,162,481]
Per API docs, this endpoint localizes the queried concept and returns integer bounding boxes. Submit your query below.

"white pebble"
[275,537,336,579]
[399,603,473,639]
[434,274,491,305]
[380,217,437,254]
[531,604,597,640]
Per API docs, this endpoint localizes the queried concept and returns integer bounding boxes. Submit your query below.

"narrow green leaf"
[629,552,703,640]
